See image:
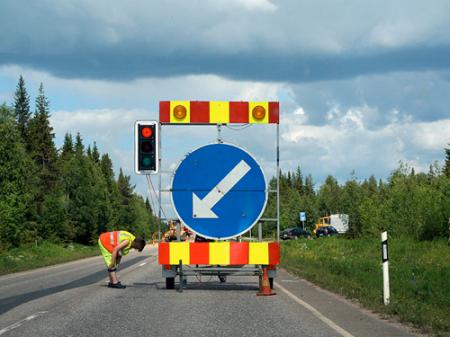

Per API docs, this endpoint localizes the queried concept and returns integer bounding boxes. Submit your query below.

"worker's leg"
[108,268,119,284]
[99,239,118,283]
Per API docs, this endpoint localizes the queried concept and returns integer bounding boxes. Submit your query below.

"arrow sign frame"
[171,142,268,240]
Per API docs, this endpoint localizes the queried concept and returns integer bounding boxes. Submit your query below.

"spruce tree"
[444,143,450,178]
[27,83,64,240]
[61,133,74,159]
[92,142,100,164]
[293,166,304,194]
[28,83,59,189]
[304,174,315,196]
[13,75,31,141]
[0,111,37,248]
[100,153,120,227]
[86,145,92,159]
[0,103,15,123]
[145,197,153,214]
[318,175,341,215]
[62,135,103,244]
[75,132,84,156]
[117,168,136,227]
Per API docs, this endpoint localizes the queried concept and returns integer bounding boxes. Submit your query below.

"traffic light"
[135,121,158,174]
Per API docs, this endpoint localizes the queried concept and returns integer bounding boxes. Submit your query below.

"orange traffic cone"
[257,267,276,296]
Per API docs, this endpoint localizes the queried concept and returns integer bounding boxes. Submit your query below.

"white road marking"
[275,282,355,337]
[139,262,147,267]
[0,311,48,336]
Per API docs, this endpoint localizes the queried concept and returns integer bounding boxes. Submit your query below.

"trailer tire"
[166,277,175,289]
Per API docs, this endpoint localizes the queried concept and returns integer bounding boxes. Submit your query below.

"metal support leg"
[178,260,183,293]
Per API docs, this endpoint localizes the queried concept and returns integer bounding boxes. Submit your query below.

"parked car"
[281,227,311,240]
[315,226,338,238]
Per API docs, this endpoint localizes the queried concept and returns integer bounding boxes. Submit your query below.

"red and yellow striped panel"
[159,101,279,124]
[158,242,280,265]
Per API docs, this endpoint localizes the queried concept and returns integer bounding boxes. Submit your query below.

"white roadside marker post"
[381,231,390,305]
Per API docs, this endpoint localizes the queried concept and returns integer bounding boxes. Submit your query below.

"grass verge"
[0,241,99,276]
[281,236,450,337]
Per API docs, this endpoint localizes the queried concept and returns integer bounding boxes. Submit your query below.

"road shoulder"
[275,268,426,337]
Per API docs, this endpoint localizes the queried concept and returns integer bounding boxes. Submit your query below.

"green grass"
[281,236,450,337]
[0,241,99,276]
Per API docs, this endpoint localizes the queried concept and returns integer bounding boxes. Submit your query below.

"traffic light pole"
[158,122,162,241]
[276,123,280,242]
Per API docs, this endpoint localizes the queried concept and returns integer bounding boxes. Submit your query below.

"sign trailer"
[139,101,281,291]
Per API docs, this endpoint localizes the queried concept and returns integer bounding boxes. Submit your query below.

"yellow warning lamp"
[173,105,187,120]
[252,105,266,120]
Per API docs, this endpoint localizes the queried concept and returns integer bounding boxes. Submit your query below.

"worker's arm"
[109,240,129,268]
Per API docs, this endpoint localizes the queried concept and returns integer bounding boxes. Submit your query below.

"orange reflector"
[252,105,266,120]
[173,105,187,120]
[163,265,172,270]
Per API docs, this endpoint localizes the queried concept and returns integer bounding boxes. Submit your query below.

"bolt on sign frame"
[155,100,281,290]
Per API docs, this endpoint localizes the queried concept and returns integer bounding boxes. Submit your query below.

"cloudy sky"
[1,0,449,215]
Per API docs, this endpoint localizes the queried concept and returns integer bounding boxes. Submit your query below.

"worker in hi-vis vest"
[98,231,145,289]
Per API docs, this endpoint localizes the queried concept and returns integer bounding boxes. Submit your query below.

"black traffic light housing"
[135,121,159,174]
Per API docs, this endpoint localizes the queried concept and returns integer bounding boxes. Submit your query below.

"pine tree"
[13,75,31,141]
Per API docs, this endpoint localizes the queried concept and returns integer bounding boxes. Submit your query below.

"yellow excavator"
[313,214,349,234]
[313,216,331,234]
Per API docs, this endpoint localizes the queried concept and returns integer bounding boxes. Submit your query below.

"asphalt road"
[0,246,423,337]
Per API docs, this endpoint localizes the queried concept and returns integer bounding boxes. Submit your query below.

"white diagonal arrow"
[193,160,251,218]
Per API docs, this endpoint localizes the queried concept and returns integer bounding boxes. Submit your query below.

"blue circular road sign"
[171,143,267,240]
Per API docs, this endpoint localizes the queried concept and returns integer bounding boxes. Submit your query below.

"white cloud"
[0,65,285,110]
[293,107,305,115]
[218,0,277,12]
[51,108,141,142]
[281,106,450,182]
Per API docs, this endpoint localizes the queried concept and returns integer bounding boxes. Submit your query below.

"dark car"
[315,226,338,238]
[281,227,311,240]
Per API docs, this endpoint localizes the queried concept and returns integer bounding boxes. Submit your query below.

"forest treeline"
[0,76,156,251]
[264,148,450,241]
[1,76,449,251]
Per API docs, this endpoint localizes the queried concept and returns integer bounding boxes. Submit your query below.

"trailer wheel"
[269,278,274,289]
[166,277,175,289]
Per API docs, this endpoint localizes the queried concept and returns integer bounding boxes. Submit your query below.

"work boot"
[108,282,126,289]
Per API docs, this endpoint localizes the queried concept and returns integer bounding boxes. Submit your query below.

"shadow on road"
[131,280,259,291]
[0,256,147,315]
